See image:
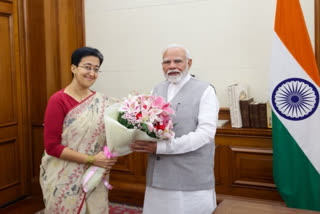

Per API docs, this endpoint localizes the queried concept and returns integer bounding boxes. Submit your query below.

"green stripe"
[272,112,320,211]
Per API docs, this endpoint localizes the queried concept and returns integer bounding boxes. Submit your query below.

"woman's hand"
[60,148,118,170]
[93,151,118,170]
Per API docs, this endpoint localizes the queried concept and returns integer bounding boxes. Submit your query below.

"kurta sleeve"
[156,86,219,154]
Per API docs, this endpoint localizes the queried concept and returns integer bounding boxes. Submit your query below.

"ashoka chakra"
[272,78,319,121]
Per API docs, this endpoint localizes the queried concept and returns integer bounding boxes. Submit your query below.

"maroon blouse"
[44,89,95,158]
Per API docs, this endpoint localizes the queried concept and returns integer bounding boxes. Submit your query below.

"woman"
[40,47,117,214]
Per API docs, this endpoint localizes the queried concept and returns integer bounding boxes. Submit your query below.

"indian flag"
[270,0,320,211]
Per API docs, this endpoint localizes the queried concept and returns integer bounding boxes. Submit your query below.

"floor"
[0,197,143,214]
[0,196,45,214]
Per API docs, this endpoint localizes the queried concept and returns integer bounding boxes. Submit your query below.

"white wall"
[85,0,314,107]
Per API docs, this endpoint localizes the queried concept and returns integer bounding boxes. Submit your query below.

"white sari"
[40,92,110,214]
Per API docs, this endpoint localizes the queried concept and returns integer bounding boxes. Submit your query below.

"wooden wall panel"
[0,138,19,189]
[23,0,47,193]
[42,0,85,96]
[112,154,135,173]
[57,0,85,88]
[42,0,61,98]
[230,147,275,189]
[214,145,222,185]
[215,124,282,201]
[0,8,15,124]
[24,0,85,199]
[0,0,28,206]
[31,126,44,179]
[24,0,50,196]
[25,0,47,123]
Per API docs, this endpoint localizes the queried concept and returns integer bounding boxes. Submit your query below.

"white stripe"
[270,32,320,173]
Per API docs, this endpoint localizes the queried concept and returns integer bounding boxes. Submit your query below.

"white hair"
[162,44,191,59]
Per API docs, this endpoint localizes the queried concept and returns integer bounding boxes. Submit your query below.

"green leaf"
[141,123,148,132]
[117,112,134,129]
[117,113,159,139]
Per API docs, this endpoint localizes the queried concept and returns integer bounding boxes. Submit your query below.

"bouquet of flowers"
[104,93,175,156]
[82,94,175,193]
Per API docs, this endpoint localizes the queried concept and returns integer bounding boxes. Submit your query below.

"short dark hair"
[71,47,104,66]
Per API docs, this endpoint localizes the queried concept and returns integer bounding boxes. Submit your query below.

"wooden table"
[214,199,320,214]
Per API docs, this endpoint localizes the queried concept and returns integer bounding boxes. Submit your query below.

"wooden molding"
[217,108,272,138]
[232,180,276,189]
[0,181,20,192]
[0,137,16,145]
[230,146,273,154]
[0,1,12,14]
[0,122,18,128]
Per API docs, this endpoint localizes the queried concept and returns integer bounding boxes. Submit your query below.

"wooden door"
[25,0,85,195]
[0,0,29,206]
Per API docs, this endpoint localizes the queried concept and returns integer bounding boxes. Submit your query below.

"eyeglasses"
[78,65,102,73]
[162,59,185,66]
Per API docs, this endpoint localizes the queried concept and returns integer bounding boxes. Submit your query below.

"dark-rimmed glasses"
[78,65,102,73]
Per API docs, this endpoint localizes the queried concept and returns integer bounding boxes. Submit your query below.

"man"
[131,44,219,214]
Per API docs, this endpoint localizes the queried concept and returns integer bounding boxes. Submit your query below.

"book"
[227,86,236,127]
[227,84,247,128]
[258,102,268,128]
[240,97,254,128]
[266,101,272,128]
[249,102,259,128]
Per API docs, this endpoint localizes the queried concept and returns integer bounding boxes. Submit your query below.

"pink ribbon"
[103,177,113,190]
[102,146,117,190]
[82,146,117,192]
[82,167,98,192]
[103,146,117,159]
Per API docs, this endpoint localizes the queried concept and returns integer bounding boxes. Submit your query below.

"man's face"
[162,47,192,84]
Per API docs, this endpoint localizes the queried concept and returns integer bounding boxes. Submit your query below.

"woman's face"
[72,56,100,89]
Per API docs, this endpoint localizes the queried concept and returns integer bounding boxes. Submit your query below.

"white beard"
[165,66,188,84]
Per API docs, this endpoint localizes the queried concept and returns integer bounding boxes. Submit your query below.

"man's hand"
[130,140,157,154]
